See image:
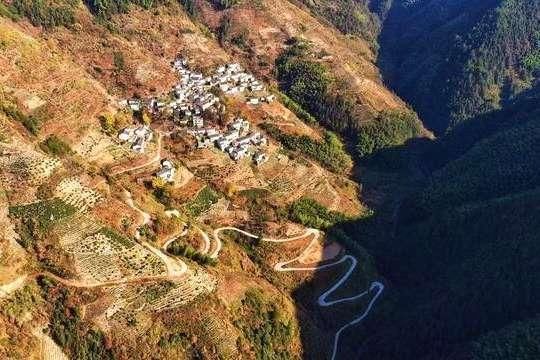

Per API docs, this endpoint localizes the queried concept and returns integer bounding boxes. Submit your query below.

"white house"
[253,152,268,166]
[192,116,204,128]
[216,139,231,151]
[247,98,260,105]
[128,99,142,112]
[208,134,223,142]
[157,160,176,182]
[223,130,240,142]
[118,128,134,142]
[132,137,146,153]
[197,137,213,149]
[229,118,249,133]
[230,145,249,161]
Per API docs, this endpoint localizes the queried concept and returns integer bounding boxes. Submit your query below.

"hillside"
[338,85,540,359]
[0,1,390,359]
[183,0,433,155]
[378,0,540,133]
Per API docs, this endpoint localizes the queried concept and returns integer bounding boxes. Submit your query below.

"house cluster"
[190,118,269,164]
[116,57,274,160]
[156,159,175,182]
[120,58,272,127]
[168,58,270,128]
[118,125,153,153]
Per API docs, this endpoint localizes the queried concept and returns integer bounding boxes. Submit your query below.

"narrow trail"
[161,226,210,256]
[209,227,384,360]
[198,227,211,254]
[161,227,188,252]
[30,190,188,290]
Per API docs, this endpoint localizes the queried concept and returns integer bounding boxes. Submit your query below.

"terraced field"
[55,178,103,212]
[63,229,166,284]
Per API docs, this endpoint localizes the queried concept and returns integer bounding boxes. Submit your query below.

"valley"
[1,0,539,359]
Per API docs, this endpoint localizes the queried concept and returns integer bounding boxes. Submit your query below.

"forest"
[276,38,422,160]
[378,0,540,133]
[341,84,540,359]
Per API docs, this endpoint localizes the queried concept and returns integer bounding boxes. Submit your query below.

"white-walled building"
[157,160,176,182]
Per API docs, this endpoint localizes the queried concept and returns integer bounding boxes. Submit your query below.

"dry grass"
[0,18,110,144]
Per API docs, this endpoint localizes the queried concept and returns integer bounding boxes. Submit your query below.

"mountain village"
[117,57,273,180]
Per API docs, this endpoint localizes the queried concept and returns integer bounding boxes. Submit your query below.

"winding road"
[59,126,382,358]
[208,227,384,360]
[123,190,188,276]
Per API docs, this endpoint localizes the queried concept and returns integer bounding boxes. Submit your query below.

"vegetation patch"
[167,239,216,266]
[0,284,41,323]
[39,278,114,360]
[9,198,76,232]
[97,227,134,249]
[276,91,317,125]
[144,281,176,302]
[0,99,42,135]
[40,135,72,157]
[185,186,219,217]
[211,0,241,10]
[222,229,265,265]
[261,122,351,173]
[233,289,295,360]
[356,110,422,158]
[99,110,131,136]
[7,0,76,28]
[179,0,198,18]
[524,50,540,72]
[288,197,348,229]
[84,0,156,19]
[298,0,380,45]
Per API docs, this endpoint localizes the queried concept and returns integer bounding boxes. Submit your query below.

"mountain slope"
[192,0,410,121]
[378,0,540,133]
[347,85,540,359]
[0,2,383,359]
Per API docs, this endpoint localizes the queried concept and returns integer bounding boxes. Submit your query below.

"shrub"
[0,101,42,135]
[0,2,20,21]
[288,197,348,229]
[9,198,76,232]
[98,227,134,248]
[212,0,240,10]
[85,0,155,19]
[233,289,294,359]
[0,284,41,322]
[524,50,540,72]
[113,51,125,72]
[276,91,317,124]
[39,135,72,156]
[179,0,198,18]
[11,0,76,28]
[186,186,219,217]
[42,283,114,360]
[99,110,130,136]
[261,122,352,173]
[167,240,217,266]
[356,110,422,158]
